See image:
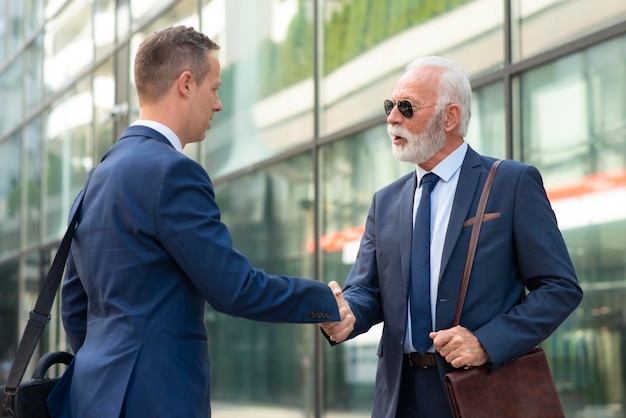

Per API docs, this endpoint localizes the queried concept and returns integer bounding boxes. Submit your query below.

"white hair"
[405,56,472,137]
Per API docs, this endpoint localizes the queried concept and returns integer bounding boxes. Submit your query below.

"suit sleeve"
[339,194,385,338]
[473,164,583,369]
[155,157,340,323]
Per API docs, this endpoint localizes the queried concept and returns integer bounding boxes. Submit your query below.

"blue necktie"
[410,172,440,354]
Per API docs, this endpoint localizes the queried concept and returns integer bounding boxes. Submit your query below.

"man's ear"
[177,71,194,97]
[443,104,461,133]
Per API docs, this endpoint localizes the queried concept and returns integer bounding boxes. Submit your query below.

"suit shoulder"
[102,136,211,189]
[480,156,537,176]
[375,171,414,196]
[480,158,547,193]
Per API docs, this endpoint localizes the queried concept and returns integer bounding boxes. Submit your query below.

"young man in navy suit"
[47,26,352,418]
[320,56,583,418]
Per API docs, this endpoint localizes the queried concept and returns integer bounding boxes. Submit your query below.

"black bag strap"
[452,159,502,326]
[2,169,95,401]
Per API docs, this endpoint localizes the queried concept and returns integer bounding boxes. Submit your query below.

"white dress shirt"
[132,120,183,152]
[405,141,468,353]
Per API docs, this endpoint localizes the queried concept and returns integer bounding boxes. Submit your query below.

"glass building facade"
[1,0,625,416]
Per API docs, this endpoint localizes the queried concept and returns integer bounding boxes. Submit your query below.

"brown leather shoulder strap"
[452,159,503,326]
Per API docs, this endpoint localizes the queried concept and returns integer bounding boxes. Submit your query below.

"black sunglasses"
[383,99,437,118]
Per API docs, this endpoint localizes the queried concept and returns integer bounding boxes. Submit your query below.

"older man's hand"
[320,281,355,343]
[430,325,490,368]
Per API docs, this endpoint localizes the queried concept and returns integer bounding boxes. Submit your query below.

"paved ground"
[211,403,368,418]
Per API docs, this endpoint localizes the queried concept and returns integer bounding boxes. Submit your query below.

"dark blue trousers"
[395,362,454,418]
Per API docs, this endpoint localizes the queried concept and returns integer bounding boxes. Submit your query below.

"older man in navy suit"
[47,26,352,418]
[320,56,583,418]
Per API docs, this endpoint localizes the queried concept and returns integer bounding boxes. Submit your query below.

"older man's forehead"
[394,71,440,100]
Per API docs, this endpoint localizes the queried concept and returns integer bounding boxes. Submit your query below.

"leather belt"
[405,352,437,368]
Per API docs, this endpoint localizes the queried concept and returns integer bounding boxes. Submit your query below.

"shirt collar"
[131,120,183,152]
[416,141,468,184]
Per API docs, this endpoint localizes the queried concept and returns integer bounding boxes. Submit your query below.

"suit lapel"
[400,173,417,293]
[439,147,483,278]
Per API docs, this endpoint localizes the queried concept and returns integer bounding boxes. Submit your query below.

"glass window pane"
[520,35,626,416]
[319,125,412,416]
[44,1,93,96]
[521,52,590,180]
[211,154,317,417]
[10,0,24,53]
[512,0,626,61]
[44,80,94,241]
[0,256,19,385]
[95,0,116,60]
[25,0,43,37]
[130,0,182,31]
[0,134,22,258]
[468,81,507,158]
[94,59,116,161]
[25,35,45,111]
[0,57,24,138]
[201,0,315,176]
[0,2,7,62]
[320,0,504,136]
[127,0,200,135]
[25,118,43,247]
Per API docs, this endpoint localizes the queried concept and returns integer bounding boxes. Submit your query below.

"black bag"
[1,352,73,418]
[1,170,94,418]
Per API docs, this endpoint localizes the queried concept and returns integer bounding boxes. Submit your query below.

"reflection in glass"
[94,0,117,60]
[44,81,94,241]
[0,7,6,62]
[320,0,504,136]
[25,0,43,37]
[43,1,94,95]
[202,0,315,176]
[93,60,116,161]
[9,0,25,54]
[512,0,626,61]
[0,257,19,386]
[210,153,317,417]
[128,0,200,128]
[25,36,45,112]
[0,57,24,138]
[25,118,43,247]
[522,53,592,182]
[0,135,22,258]
[520,35,626,417]
[130,0,184,31]
[467,81,506,158]
[320,125,412,416]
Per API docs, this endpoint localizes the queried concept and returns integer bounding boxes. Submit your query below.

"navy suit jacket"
[47,126,339,418]
[339,146,582,417]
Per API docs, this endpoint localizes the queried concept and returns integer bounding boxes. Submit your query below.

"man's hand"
[320,281,355,343]
[430,325,489,368]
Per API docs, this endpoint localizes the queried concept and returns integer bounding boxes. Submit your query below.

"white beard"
[388,110,446,164]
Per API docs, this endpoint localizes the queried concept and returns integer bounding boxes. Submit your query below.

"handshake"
[320,281,489,369]
[321,281,356,343]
